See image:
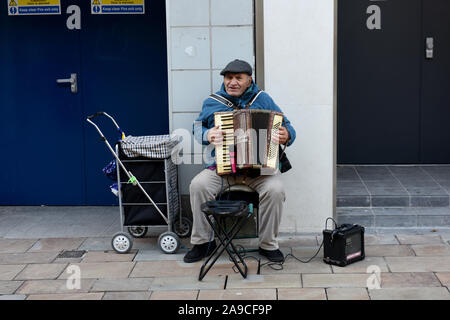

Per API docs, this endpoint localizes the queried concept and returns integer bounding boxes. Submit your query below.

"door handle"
[426,37,434,59]
[56,73,78,93]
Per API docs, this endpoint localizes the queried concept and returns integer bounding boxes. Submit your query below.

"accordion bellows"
[214,109,283,175]
[119,134,180,159]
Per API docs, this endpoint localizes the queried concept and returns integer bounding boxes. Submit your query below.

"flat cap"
[220,59,252,76]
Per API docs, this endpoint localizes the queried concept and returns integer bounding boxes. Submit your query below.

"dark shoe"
[183,241,217,263]
[259,247,284,262]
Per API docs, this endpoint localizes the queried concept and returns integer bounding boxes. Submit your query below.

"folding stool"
[198,200,252,281]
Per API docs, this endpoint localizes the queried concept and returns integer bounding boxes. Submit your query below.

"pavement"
[1,207,450,300]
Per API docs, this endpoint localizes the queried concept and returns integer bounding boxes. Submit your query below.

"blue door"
[81,0,169,205]
[0,1,85,205]
[0,0,169,205]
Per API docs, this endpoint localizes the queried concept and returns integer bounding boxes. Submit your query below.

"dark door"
[421,0,450,163]
[337,0,422,164]
[0,1,169,205]
[81,0,169,205]
[0,1,85,205]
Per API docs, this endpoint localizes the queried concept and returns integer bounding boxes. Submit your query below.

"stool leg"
[198,215,228,281]
[215,216,249,278]
[198,214,249,280]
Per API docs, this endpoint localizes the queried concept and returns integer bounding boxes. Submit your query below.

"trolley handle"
[86,111,125,139]
[87,111,105,120]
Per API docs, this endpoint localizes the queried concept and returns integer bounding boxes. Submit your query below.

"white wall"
[264,0,336,233]
[166,0,336,233]
[166,0,255,194]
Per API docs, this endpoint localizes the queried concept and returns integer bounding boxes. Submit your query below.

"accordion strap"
[209,90,263,110]
[245,90,263,109]
[209,94,237,110]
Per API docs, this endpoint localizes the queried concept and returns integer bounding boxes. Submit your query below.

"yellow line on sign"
[17,0,61,5]
[101,0,144,5]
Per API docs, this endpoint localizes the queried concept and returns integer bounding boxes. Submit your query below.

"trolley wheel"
[111,232,133,254]
[127,226,148,238]
[173,216,192,238]
[158,232,180,254]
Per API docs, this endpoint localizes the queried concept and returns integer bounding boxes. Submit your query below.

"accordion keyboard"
[214,112,234,175]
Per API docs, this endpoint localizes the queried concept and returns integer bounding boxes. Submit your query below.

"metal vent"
[57,250,86,258]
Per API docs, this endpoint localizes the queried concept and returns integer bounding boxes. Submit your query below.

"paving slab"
[369,287,450,300]
[15,263,67,280]
[363,234,399,245]
[4,222,117,239]
[385,256,450,272]
[0,265,26,280]
[380,272,441,288]
[58,262,135,279]
[203,260,259,277]
[331,257,389,274]
[277,288,326,300]
[130,260,258,278]
[326,288,370,300]
[17,279,95,294]
[278,236,319,247]
[0,295,26,300]
[91,278,154,292]
[259,258,332,275]
[150,275,226,291]
[52,257,84,264]
[364,245,414,257]
[291,246,323,258]
[134,248,189,262]
[302,274,369,288]
[226,274,301,289]
[149,290,198,300]
[374,228,434,235]
[0,252,59,264]
[128,238,161,251]
[103,292,152,300]
[81,250,137,262]
[197,289,276,300]
[29,238,85,252]
[396,234,444,245]
[440,234,450,243]
[0,239,37,253]
[78,238,113,251]
[411,244,450,256]
[130,261,202,278]
[435,273,450,286]
[27,293,104,300]
[0,281,24,294]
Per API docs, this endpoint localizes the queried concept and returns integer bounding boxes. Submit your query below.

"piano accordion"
[214,109,284,176]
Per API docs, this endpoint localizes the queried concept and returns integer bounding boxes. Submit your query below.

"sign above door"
[91,0,145,15]
[7,0,61,15]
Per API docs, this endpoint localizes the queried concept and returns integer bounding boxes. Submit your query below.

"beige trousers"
[189,169,285,250]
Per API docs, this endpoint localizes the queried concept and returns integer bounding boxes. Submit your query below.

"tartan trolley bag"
[87,112,192,254]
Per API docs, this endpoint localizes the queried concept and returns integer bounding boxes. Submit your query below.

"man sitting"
[184,59,296,263]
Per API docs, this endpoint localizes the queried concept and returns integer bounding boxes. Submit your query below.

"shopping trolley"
[87,112,192,254]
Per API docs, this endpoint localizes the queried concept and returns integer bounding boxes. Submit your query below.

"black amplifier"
[323,223,365,267]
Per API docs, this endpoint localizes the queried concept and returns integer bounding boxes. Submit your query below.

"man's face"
[224,73,252,97]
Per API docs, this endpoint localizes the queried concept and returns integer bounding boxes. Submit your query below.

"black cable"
[227,233,326,274]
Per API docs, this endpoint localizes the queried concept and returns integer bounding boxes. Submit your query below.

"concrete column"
[263,0,336,233]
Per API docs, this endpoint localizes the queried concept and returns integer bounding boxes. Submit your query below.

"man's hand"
[272,126,290,145]
[207,125,225,145]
